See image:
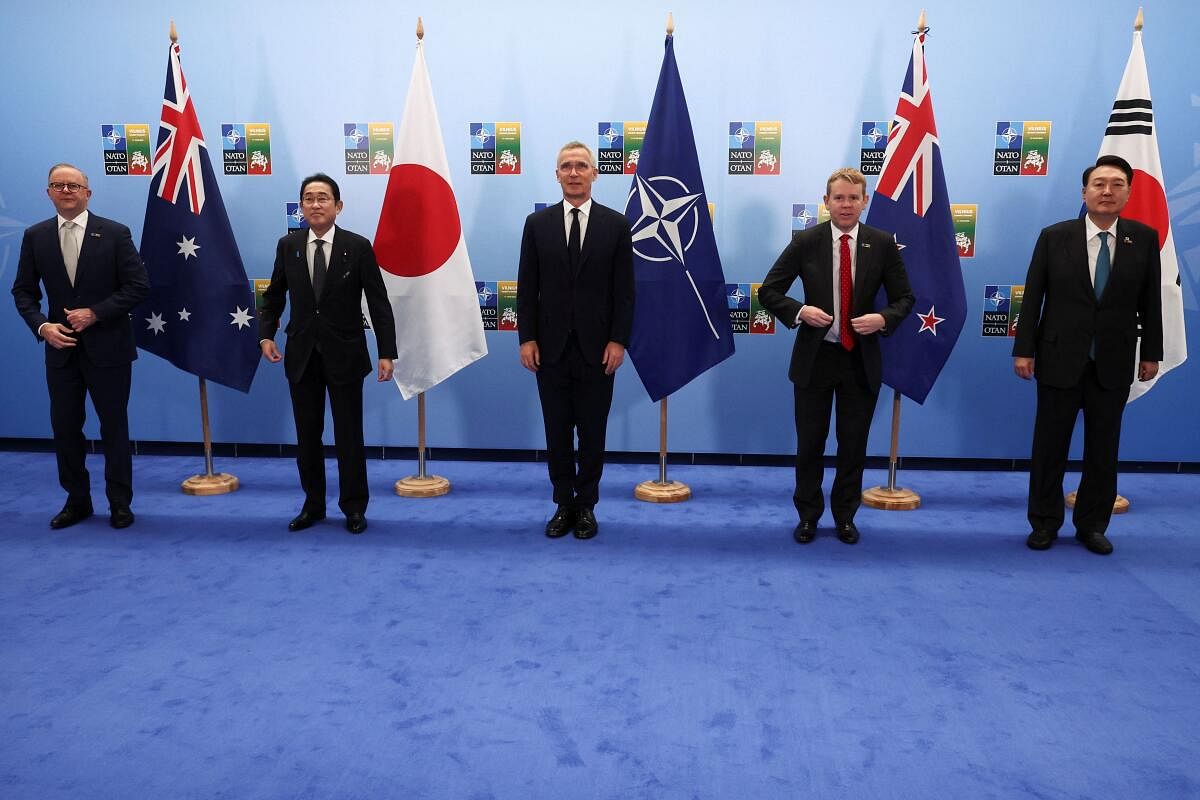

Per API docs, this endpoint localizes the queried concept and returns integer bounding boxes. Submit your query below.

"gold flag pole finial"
[416,16,424,40]
[666,12,674,36]
[917,10,928,34]
[1134,7,1143,31]
[169,19,178,43]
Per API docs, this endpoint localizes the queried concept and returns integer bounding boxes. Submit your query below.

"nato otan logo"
[222,123,272,175]
[727,283,775,335]
[597,121,647,175]
[344,122,394,175]
[101,124,152,176]
[982,284,1023,337]
[792,204,820,232]
[994,121,1052,176]
[476,281,498,330]
[285,202,307,233]
[470,122,521,174]
[728,121,782,175]
[860,121,891,175]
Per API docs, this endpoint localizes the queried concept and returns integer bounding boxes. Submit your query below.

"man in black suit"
[1014,155,1163,555]
[12,163,150,529]
[517,141,635,539]
[759,167,913,545]
[259,173,397,534]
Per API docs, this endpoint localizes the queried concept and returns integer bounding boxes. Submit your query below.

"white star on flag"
[176,235,200,260]
[629,174,702,264]
[893,233,907,251]
[145,312,166,335]
[916,305,945,335]
[177,308,191,321]
[229,306,252,329]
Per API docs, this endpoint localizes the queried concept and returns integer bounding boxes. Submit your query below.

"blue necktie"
[1094,231,1110,299]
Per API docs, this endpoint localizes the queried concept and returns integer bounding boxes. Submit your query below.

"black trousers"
[46,352,133,510]
[535,334,615,508]
[1028,361,1128,534]
[288,349,368,516]
[792,342,878,525]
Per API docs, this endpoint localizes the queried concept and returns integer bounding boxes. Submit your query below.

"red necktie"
[839,233,854,351]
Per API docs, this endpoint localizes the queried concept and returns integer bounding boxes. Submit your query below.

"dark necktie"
[568,208,581,272]
[312,239,327,300]
[839,233,854,351]
[1094,231,1111,299]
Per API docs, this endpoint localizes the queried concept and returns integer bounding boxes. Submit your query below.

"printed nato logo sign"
[285,202,307,232]
[222,123,272,175]
[470,122,521,175]
[726,283,775,334]
[727,121,782,175]
[792,203,819,231]
[860,121,890,175]
[728,122,755,174]
[597,122,625,174]
[476,281,498,330]
[982,284,1023,337]
[994,121,1051,176]
[102,123,151,175]
[345,123,369,173]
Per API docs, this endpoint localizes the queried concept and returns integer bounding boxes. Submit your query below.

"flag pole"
[861,389,919,510]
[395,390,450,497]
[861,10,927,513]
[635,396,691,503]
[1067,5,1145,517]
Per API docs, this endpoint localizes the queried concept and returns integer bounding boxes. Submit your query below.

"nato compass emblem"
[997,126,1020,147]
[473,127,492,146]
[346,127,366,147]
[288,204,305,228]
[626,174,721,339]
[727,284,748,307]
[730,126,753,147]
[864,125,886,146]
[477,283,494,304]
[985,287,1009,312]
[106,127,124,147]
[601,126,622,147]
[793,205,815,229]
[225,127,243,147]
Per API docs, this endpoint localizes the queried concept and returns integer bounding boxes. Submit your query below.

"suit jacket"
[258,227,398,385]
[12,214,149,368]
[516,201,635,365]
[758,221,914,390]
[1012,217,1163,390]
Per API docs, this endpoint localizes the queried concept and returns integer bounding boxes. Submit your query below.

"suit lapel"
[292,231,318,305]
[578,205,598,272]
[814,223,835,307]
[1068,218,1095,301]
[853,229,876,310]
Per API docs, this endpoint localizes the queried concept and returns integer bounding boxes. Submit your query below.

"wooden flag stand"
[861,390,920,510]
[395,392,450,497]
[635,397,691,503]
[181,377,239,495]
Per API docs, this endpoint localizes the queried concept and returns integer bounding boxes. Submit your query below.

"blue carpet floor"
[1,452,1198,799]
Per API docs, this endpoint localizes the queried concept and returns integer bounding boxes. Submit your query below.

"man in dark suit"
[759,167,913,545]
[518,141,635,540]
[12,163,150,529]
[1014,155,1163,555]
[259,173,397,534]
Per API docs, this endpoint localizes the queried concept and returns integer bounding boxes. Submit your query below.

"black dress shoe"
[288,510,325,532]
[545,506,576,538]
[50,505,93,530]
[793,520,817,544]
[1026,529,1057,550]
[574,507,598,540]
[1076,530,1113,555]
[109,506,135,529]
[345,513,368,535]
[836,521,860,545]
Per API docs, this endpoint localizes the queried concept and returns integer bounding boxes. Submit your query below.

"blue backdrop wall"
[1,0,1197,461]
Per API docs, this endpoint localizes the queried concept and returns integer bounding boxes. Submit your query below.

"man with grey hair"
[517,141,635,539]
[12,163,149,529]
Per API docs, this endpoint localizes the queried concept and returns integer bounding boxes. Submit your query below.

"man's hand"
[41,323,77,350]
[602,342,626,375]
[377,359,394,382]
[799,305,832,327]
[850,313,885,335]
[260,339,282,363]
[63,307,97,332]
[1138,360,1159,382]
[520,341,540,373]
[1014,357,1035,380]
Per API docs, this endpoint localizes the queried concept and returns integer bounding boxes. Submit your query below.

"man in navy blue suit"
[12,163,150,529]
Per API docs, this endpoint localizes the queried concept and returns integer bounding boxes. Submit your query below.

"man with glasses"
[12,163,149,529]
[517,141,634,540]
[258,173,396,534]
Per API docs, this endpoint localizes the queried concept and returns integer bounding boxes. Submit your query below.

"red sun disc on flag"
[1124,168,1170,250]
[374,164,461,277]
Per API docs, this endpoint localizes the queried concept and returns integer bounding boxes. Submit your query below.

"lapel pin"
[89,232,102,238]
[862,241,871,248]
[1123,236,1133,244]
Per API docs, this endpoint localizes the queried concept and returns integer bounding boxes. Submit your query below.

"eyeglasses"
[49,182,88,193]
[301,194,335,206]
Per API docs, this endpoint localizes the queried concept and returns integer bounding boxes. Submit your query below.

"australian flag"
[865,31,965,405]
[624,35,734,402]
[132,41,259,393]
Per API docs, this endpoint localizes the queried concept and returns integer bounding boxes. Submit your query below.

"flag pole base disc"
[634,480,691,503]
[181,473,239,496]
[395,475,450,498]
[861,486,921,510]
[1065,491,1129,514]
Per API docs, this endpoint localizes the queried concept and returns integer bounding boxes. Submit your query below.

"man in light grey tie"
[11,163,149,529]
[1013,155,1163,555]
